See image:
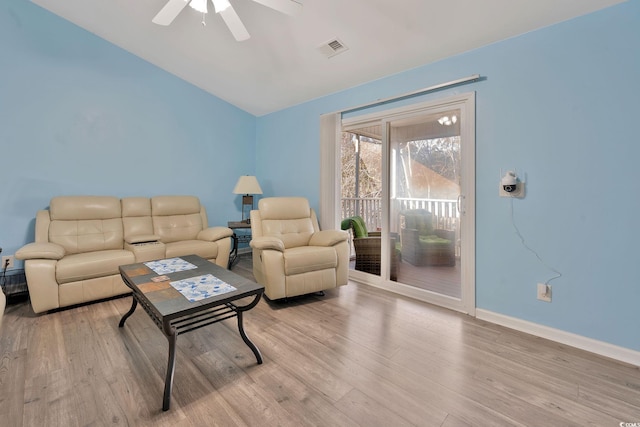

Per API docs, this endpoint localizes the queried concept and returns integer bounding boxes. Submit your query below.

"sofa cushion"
[49,218,124,255]
[122,197,152,217]
[419,235,451,247]
[49,196,124,255]
[56,250,135,284]
[152,196,204,243]
[122,197,155,239]
[284,246,337,275]
[164,240,219,260]
[154,214,204,243]
[50,196,121,221]
[152,196,201,216]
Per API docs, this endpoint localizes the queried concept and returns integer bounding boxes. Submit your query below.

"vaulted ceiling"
[31,0,625,116]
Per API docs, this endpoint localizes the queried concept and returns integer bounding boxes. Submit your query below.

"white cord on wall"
[509,198,562,286]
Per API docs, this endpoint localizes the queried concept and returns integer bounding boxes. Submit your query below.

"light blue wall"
[256,2,640,351]
[2,0,638,352]
[0,0,256,261]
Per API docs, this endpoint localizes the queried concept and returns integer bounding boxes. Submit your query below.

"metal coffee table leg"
[119,297,138,327]
[162,323,178,411]
[234,292,263,364]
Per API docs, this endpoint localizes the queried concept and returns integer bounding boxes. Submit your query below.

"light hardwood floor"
[1,254,639,426]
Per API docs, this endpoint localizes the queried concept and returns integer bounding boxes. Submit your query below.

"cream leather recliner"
[250,197,349,300]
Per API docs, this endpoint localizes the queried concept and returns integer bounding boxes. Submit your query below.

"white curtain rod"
[340,74,481,115]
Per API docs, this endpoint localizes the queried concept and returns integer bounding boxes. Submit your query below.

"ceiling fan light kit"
[153,0,302,42]
[212,0,231,13]
[189,0,208,13]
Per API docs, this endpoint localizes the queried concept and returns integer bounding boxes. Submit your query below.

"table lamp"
[233,175,262,223]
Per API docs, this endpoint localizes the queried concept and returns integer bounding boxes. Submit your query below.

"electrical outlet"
[2,255,14,269]
[537,283,551,302]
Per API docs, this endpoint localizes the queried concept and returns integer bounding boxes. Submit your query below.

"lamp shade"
[233,176,263,195]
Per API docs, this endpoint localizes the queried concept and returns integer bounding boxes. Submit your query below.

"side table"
[228,221,252,269]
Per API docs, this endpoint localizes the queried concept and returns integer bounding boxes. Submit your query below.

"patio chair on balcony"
[399,209,456,266]
[341,216,399,281]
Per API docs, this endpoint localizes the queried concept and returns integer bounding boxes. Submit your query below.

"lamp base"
[241,194,254,224]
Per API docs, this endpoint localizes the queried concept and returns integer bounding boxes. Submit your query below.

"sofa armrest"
[16,242,65,260]
[250,236,285,252]
[125,234,161,244]
[197,227,233,242]
[309,230,349,247]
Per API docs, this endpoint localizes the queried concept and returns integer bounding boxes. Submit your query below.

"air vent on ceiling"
[317,38,348,58]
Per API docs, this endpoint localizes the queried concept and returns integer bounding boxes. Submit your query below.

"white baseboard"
[476,309,640,367]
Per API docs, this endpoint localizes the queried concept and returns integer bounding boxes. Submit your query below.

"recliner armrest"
[197,227,233,242]
[16,242,66,260]
[250,236,285,252]
[309,230,348,247]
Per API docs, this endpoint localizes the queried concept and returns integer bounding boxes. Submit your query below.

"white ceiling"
[31,0,625,116]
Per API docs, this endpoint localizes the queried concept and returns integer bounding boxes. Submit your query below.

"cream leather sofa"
[16,195,232,314]
[250,197,349,300]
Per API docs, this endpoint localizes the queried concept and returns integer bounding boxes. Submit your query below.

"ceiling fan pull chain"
[201,13,206,26]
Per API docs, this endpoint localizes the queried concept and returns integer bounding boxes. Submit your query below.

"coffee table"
[118,254,264,411]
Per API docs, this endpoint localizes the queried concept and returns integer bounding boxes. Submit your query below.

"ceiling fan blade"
[251,0,302,16]
[152,0,189,26]
[220,6,250,41]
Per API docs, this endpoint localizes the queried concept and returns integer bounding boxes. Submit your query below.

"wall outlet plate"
[537,283,551,302]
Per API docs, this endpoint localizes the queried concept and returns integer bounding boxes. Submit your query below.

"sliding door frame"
[321,92,476,315]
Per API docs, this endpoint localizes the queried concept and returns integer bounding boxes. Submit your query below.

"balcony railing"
[341,197,459,232]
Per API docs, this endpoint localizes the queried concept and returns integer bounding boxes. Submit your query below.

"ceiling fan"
[152,0,302,42]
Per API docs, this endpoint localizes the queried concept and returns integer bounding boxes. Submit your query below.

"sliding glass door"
[388,110,461,297]
[338,93,475,314]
